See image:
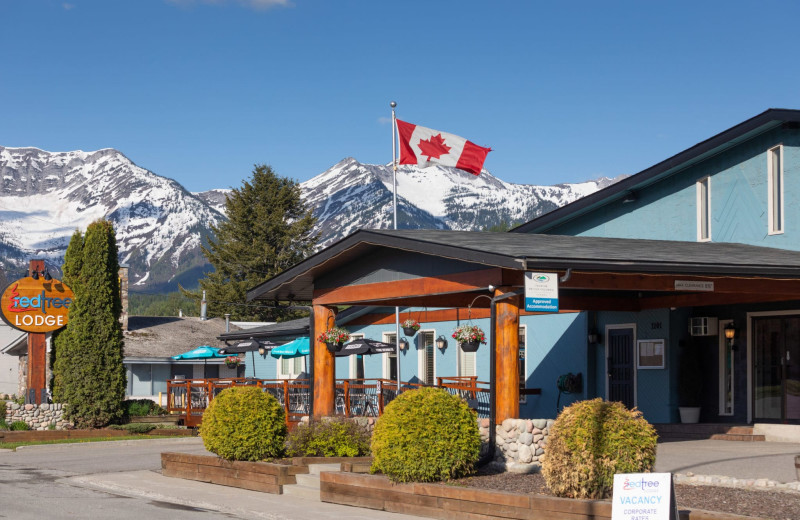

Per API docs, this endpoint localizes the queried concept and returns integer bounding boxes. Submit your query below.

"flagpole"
[391,100,402,395]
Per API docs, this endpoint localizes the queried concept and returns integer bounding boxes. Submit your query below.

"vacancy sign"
[524,272,559,312]
[611,473,677,520]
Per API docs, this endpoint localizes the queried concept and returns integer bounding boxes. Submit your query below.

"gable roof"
[124,316,236,360]
[247,228,800,302]
[512,108,800,234]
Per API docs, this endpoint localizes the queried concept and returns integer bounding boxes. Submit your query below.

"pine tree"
[52,220,126,427]
[192,164,318,321]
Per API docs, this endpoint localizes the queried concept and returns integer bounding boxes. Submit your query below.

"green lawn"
[0,435,176,451]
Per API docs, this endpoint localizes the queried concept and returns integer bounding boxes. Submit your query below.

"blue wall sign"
[524,272,559,312]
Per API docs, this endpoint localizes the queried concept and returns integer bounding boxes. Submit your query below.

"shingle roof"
[124,316,237,359]
[247,228,800,302]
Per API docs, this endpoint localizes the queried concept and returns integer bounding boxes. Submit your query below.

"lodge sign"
[0,277,74,333]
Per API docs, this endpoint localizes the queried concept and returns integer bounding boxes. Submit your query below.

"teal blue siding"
[550,127,800,249]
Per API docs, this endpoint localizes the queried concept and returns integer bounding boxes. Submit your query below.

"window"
[348,334,365,379]
[697,176,711,241]
[383,333,398,381]
[768,145,784,234]
[278,355,304,379]
[458,341,476,377]
[519,325,527,403]
[418,331,435,385]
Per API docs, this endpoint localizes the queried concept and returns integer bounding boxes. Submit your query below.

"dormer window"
[697,176,711,242]
[768,145,784,235]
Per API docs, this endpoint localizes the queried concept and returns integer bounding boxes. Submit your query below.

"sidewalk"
[74,469,426,520]
[654,439,800,490]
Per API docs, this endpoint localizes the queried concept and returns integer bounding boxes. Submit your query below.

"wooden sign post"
[0,259,74,405]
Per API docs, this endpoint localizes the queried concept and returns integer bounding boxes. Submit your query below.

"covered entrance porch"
[246,229,800,426]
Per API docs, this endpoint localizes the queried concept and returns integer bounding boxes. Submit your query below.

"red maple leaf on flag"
[417,133,451,161]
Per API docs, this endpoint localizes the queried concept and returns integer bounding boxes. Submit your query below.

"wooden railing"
[168,376,530,427]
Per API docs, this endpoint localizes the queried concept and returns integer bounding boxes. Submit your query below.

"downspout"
[478,296,498,467]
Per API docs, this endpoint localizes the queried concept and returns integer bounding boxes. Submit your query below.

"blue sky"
[2,0,799,192]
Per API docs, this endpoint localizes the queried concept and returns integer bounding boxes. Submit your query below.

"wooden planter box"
[320,471,758,520]
[161,452,307,494]
[130,415,181,425]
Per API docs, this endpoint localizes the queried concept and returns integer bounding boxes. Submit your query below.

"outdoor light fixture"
[29,269,51,281]
[436,335,448,350]
[587,328,601,345]
[258,345,267,357]
[399,337,409,350]
[724,322,737,350]
[622,192,637,204]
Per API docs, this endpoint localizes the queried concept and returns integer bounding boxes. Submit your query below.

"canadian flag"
[396,119,491,176]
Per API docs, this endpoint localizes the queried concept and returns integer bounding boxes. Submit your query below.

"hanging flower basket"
[317,327,350,352]
[224,356,241,369]
[452,324,486,352]
[402,319,420,337]
[460,341,481,352]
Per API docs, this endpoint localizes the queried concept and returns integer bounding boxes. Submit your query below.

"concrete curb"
[675,472,800,493]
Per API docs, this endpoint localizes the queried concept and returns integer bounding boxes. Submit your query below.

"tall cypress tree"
[193,164,318,321]
[53,220,125,428]
[51,229,84,400]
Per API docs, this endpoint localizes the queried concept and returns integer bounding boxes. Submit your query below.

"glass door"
[753,316,800,422]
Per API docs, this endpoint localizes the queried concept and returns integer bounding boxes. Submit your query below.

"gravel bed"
[453,468,800,520]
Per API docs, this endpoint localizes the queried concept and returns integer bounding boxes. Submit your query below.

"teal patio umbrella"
[172,345,227,360]
[270,337,310,359]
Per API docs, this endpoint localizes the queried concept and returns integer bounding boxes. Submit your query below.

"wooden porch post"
[313,305,336,418]
[494,286,520,423]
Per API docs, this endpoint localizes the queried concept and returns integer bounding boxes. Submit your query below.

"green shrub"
[541,398,658,499]
[199,386,287,461]
[108,423,156,434]
[122,399,167,418]
[286,417,371,457]
[370,387,480,483]
[0,400,6,419]
[0,419,7,430]
[10,421,30,431]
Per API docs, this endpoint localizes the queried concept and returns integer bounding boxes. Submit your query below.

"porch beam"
[312,268,503,305]
[494,286,520,423]
[562,271,800,295]
[313,305,337,418]
[639,291,800,310]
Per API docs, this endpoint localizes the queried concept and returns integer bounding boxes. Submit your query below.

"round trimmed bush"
[541,398,658,499]
[199,386,287,461]
[370,387,480,482]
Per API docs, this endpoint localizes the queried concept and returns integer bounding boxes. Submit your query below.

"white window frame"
[382,332,398,379]
[417,329,437,385]
[696,176,711,242]
[768,144,784,235]
[277,355,304,379]
[348,334,365,379]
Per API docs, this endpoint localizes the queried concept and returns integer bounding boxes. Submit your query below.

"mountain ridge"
[1,146,623,291]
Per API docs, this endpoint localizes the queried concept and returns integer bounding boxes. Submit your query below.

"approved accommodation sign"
[524,272,559,312]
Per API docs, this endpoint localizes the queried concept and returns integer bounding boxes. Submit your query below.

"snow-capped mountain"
[0,146,622,292]
[302,158,623,248]
[0,146,223,291]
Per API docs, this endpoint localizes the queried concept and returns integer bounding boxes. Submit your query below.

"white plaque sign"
[674,280,714,292]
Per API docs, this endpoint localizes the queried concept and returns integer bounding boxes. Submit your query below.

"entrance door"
[607,326,635,409]
[753,316,800,422]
